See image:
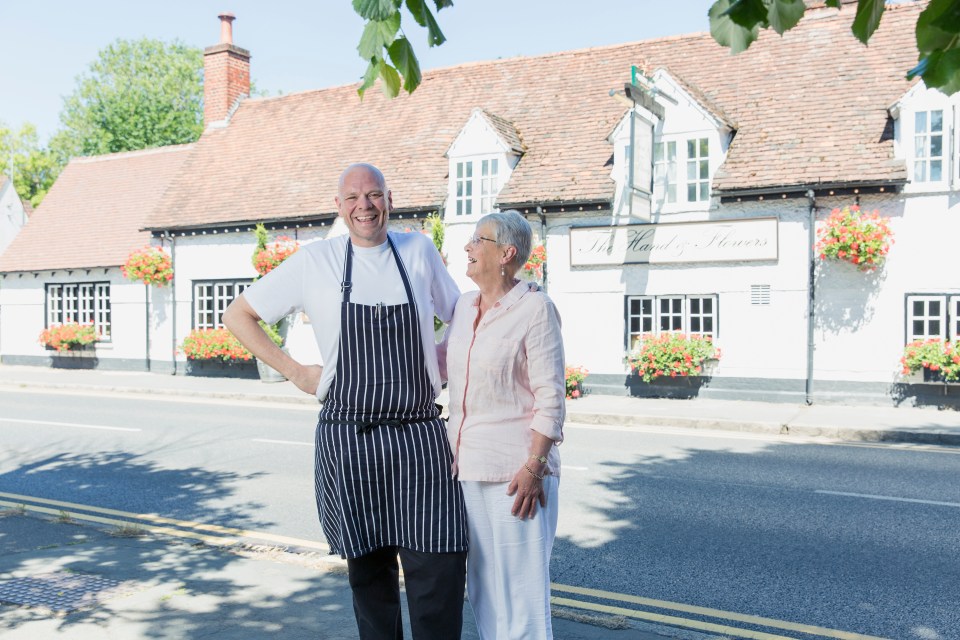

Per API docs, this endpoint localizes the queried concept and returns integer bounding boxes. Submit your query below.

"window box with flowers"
[816,205,893,272]
[900,339,960,383]
[625,333,720,398]
[180,326,282,379]
[39,323,100,369]
[122,247,174,287]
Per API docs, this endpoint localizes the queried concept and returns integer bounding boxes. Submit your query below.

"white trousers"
[462,476,559,640]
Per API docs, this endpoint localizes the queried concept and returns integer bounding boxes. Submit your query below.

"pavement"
[2,363,960,639]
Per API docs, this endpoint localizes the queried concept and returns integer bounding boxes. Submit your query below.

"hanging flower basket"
[816,205,893,272]
[523,244,546,281]
[39,323,99,352]
[253,236,299,277]
[122,247,173,286]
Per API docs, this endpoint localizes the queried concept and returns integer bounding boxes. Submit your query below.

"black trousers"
[346,546,467,640]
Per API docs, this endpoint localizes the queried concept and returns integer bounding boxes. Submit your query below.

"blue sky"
[0,1,713,144]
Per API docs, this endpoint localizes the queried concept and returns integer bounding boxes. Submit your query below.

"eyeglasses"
[468,234,498,246]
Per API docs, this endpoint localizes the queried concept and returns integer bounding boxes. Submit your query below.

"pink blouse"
[440,280,565,482]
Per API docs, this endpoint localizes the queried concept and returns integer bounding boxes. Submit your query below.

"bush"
[626,333,719,382]
[39,323,99,352]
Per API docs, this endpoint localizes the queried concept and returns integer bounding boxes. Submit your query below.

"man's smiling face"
[335,164,392,248]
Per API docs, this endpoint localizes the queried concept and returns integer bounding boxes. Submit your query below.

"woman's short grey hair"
[478,210,533,269]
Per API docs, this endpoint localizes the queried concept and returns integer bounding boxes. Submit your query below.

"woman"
[441,210,565,640]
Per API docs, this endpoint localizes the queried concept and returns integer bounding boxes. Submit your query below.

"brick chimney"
[203,13,251,128]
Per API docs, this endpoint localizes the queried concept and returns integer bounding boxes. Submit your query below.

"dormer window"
[455,157,500,216]
[913,109,944,183]
[446,109,522,221]
[652,135,712,208]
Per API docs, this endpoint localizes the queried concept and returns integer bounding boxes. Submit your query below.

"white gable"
[447,108,514,159]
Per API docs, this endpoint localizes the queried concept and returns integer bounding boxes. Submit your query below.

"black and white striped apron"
[315,237,467,559]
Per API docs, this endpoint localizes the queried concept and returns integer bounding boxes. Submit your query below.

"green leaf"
[909,49,960,96]
[358,58,382,98]
[421,4,447,47]
[723,0,769,30]
[824,0,840,7]
[432,0,454,9]
[379,62,402,98]
[352,0,401,21]
[388,37,422,93]
[710,0,761,54]
[851,0,885,44]
[917,0,960,54]
[768,0,806,35]
[406,0,430,27]
[357,13,401,59]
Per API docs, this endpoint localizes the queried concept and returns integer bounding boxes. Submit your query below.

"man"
[223,163,466,639]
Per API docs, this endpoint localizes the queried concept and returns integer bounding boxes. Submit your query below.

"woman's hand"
[507,464,547,520]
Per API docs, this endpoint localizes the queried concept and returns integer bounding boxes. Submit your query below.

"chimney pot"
[219,12,236,45]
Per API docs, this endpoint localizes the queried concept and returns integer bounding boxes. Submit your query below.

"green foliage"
[708,0,960,95]
[423,213,446,332]
[0,122,60,207]
[354,0,450,98]
[901,339,960,382]
[252,223,270,270]
[51,38,204,160]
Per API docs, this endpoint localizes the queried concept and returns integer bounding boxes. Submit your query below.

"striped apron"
[315,237,467,560]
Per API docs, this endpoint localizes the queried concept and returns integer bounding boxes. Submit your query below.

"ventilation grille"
[751,285,771,305]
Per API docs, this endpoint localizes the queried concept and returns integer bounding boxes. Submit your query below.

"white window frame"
[193,280,251,330]
[46,282,112,339]
[906,294,948,341]
[626,294,718,351]
[952,296,960,341]
[912,109,945,185]
[453,156,500,218]
[652,134,712,211]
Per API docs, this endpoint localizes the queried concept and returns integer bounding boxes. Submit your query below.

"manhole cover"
[0,572,138,612]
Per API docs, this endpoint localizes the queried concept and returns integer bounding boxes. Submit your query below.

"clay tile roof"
[479,109,525,154]
[145,1,920,230]
[0,144,193,273]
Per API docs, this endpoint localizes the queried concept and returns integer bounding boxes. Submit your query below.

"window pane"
[916,111,927,130]
[690,299,701,314]
[913,320,925,336]
[703,317,714,332]
[630,299,641,314]
[931,161,942,182]
[931,110,943,132]
[931,135,942,157]
[931,301,941,315]
[930,320,941,335]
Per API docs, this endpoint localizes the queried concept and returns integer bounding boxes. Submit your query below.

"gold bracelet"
[523,463,544,481]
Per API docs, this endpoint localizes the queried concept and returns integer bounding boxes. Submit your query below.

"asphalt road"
[2,388,959,639]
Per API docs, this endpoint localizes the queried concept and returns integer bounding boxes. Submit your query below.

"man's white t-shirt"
[243,231,460,401]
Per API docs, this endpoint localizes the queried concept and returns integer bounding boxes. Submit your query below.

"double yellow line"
[0,490,329,552]
[2,491,887,640]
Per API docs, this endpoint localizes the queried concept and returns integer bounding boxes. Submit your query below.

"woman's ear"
[502,244,518,265]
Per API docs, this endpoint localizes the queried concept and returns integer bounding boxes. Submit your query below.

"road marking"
[0,491,891,640]
[816,490,960,508]
[0,417,141,432]
[551,583,889,640]
[0,491,329,552]
[251,438,313,447]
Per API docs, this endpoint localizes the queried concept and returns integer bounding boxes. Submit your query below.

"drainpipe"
[144,282,151,371]
[167,232,178,375]
[805,190,817,405]
[536,205,547,292]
